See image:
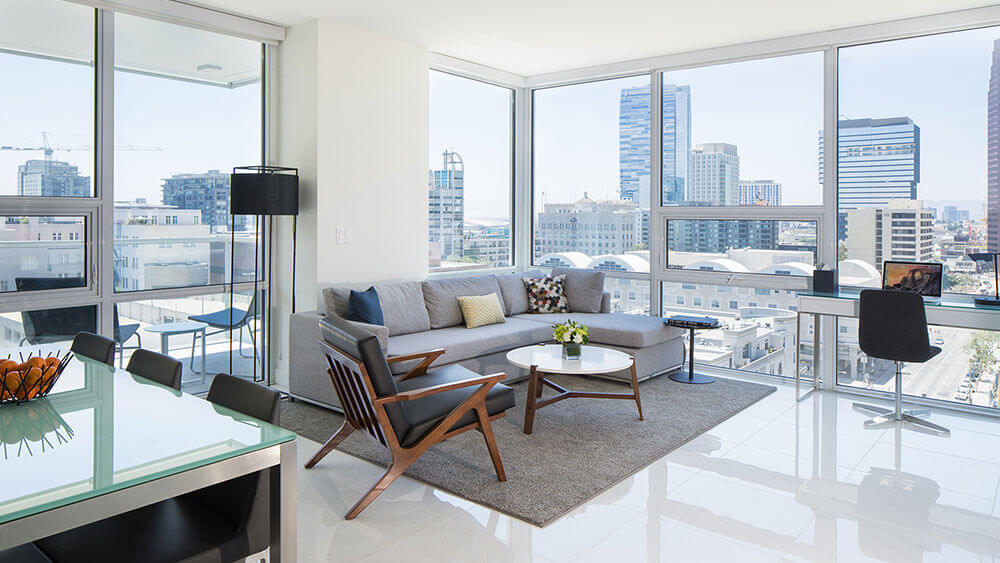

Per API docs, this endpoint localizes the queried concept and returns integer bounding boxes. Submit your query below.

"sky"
[0,19,260,204]
[3,21,1000,218]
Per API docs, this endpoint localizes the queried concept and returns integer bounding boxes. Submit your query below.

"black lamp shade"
[231,171,299,216]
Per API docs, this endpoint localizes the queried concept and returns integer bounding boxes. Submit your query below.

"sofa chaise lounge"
[288,270,686,411]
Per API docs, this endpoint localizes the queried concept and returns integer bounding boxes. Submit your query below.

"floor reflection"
[295,383,1000,562]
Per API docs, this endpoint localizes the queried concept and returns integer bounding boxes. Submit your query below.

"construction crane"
[0,131,161,161]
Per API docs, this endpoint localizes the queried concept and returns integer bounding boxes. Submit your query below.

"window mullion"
[96,7,115,338]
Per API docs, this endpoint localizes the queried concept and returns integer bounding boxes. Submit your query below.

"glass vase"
[562,342,582,360]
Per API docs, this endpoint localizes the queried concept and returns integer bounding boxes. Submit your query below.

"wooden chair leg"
[345,458,414,520]
[630,361,643,421]
[523,365,538,434]
[304,422,355,469]
[475,405,506,482]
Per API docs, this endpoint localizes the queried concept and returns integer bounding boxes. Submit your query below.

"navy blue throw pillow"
[347,286,384,326]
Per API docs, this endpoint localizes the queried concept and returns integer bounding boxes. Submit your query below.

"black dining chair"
[125,349,182,391]
[853,289,949,435]
[70,332,115,367]
[189,293,259,360]
[32,374,280,563]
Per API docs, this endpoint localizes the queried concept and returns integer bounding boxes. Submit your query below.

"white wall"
[271,18,429,386]
[315,19,429,286]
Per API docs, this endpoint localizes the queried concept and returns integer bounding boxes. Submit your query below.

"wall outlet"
[335,226,351,245]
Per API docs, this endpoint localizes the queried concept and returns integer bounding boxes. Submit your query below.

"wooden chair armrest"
[387,348,447,381]
[375,372,506,404]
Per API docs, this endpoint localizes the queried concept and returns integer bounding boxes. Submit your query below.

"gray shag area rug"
[281,374,775,526]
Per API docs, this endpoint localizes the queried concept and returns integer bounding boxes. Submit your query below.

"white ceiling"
[190,0,1000,76]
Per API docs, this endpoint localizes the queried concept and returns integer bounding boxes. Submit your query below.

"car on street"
[955,389,970,401]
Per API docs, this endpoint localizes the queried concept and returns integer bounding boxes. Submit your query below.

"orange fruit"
[23,367,42,399]
[39,366,58,392]
[4,370,22,400]
[0,359,17,373]
[43,357,60,371]
[25,356,45,370]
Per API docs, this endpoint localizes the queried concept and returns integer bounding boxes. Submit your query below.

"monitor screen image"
[881,261,943,297]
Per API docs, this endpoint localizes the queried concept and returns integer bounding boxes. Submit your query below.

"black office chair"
[70,332,115,367]
[33,374,280,563]
[854,289,949,435]
[125,349,182,391]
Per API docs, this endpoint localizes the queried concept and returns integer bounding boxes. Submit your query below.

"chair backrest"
[858,289,933,363]
[195,373,281,557]
[318,315,408,446]
[126,348,182,390]
[207,373,279,424]
[71,332,115,366]
[17,277,94,345]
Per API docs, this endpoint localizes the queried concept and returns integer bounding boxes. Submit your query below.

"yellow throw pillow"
[456,293,507,329]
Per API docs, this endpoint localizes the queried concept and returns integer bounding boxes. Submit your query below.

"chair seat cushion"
[34,497,239,563]
[397,365,515,447]
[513,313,685,348]
[386,317,552,374]
[190,308,248,328]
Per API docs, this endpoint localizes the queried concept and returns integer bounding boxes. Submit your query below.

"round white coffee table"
[506,344,641,434]
[144,321,208,382]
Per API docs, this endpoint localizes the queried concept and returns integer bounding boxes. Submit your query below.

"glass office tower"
[618,83,690,205]
[819,116,921,239]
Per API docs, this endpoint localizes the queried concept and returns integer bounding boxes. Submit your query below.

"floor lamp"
[231,166,299,385]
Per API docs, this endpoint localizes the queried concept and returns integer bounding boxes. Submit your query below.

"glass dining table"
[0,346,297,561]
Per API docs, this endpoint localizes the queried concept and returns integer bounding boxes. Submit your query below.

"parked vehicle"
[954,389,970,401]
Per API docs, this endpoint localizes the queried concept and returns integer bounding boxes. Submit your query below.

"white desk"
[795,290,1000,389]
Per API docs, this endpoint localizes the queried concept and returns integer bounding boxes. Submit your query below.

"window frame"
[524,6,1000,399]
[0,4,271,381]
[426,63,519,274]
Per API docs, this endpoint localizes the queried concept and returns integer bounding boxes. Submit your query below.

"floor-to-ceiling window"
[428,70,514,271]
[532,75,652,314]
[0,0,267,392]
[653,52,825,378]
[837,27,1000,410]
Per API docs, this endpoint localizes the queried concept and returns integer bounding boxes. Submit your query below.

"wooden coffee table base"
[522,361,643,434]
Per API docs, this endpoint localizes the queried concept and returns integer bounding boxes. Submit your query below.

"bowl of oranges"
[0,351,73,405]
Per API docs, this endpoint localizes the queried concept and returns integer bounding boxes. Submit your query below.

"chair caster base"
[853,402,949,436]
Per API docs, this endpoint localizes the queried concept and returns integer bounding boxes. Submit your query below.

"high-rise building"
[688,143,739,205]
[533,194,639,258]
[428,150,464,262]
[668,217,778,254]
[737,180,782,206]
[17,159,90,197]
[989,39,1000,251]
[161,170,240,230]
[845,199,934,268]
[819,117,920,239]
[618,83,691,205]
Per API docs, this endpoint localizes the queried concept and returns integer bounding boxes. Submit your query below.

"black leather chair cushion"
[859,290,942,363]
[319,316,410,440]
[70,331,115,367]
[397,364,515,447]
[126,348,182,390]
[34,497,243,563]
[0,543,52,562]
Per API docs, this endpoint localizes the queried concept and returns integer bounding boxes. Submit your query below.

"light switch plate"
[335,226,351,245]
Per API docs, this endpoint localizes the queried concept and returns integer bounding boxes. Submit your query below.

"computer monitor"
[881,261,943,297]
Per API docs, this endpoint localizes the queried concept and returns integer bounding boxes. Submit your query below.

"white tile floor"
[294,379,1000,562]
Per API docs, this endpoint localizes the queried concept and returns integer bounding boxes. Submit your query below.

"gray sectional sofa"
[288,270,686,411]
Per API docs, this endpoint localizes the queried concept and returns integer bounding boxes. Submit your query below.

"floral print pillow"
[522,275,569,313]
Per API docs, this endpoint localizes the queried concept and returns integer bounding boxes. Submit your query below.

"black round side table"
[665,315,720,384]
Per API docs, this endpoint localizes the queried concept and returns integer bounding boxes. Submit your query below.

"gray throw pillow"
[552,267,605,313]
